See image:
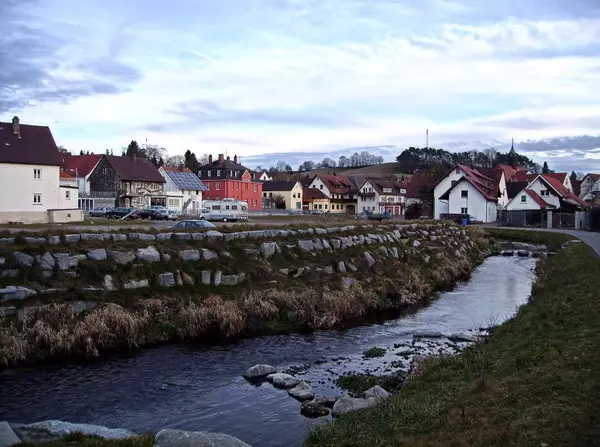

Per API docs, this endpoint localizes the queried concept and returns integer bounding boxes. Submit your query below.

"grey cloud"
[0,1,141,113]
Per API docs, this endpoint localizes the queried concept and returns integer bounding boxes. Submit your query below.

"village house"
[0,116,83,224]
[158,165,207,215]
[61,154,104,211]
[257,171,273,182]
[307,174,357,214]
[262,181,303,210]
[87,155,165,208]
[433,165,503,223]
[578,173,600,202]
[358,179,406,215]
[197,154,263,210]
[506,174,587,212]
[302,187,331,212]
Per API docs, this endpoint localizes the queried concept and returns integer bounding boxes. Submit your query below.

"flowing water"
[0,255,537,446]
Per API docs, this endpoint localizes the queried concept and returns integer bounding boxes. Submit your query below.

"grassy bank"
[485,227,574,251]
[306,232,600,446]
[19,433,153,447]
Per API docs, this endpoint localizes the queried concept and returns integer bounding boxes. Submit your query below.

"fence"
[497,210,548,228]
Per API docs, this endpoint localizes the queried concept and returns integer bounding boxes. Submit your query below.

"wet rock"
[260,242,279,258]
[154,429,251,447]
[14,252,34,268]
[300,401,330,418]
[363,252,376,268]
[244,364,276,379]
[200,249,218,261]
[23,420,135,440]
[517,250,530,257]
[103,275,116,291]
[448,333,476,343]
[136,246,160,263]
[413,330,443,339]
[364,386,391,400]
[312,395,338,408]
[178,249,199,262]
[288,381,315,401]
[36,252,56,270]
[123,279,149,290]
[331,394,378,417]
[107,250,135,265]
[158,273,176,287]
[501,250,514,256]
[267,373,302,389]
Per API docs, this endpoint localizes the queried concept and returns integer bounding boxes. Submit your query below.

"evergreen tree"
[79,150,84,156]
[542,161,549,174]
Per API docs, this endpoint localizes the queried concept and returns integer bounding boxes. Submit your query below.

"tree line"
[396,147,542,173]
[297,151,384,172]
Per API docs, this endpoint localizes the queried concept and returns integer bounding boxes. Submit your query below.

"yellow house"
[262,181,303,210]
[302,187,331,212]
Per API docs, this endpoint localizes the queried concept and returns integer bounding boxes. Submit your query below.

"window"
[461,207,468,214]
[456,167,460,174]
[269,192,273,197]
[253,200,258,207]
[65,190,71,199]
[318,204,323,210]
[33,193,42,204]
[212,205,221,210]
[217,170,221,176]
[103,168,107,175]
[521,195,527,203]
[254,184,257,192]
[226,205,230,210]
[232,205,238,210]
[325,204,328,209]
[216,182,220,190]
[208,171,212,177]
[541,190,550,196]
[196,190,199,195]
[263,192,267,198]
[319,185,323,190]
[168,198,179,207]
[461,190,468,198]
[33,169,41,179]
[296,202,301,209]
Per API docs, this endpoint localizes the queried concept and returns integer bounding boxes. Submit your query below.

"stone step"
[0,421,21,447]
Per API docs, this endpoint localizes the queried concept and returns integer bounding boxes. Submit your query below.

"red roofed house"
[506,174,587,211]
[0,116,83,223]
[358,179,406,215]
[197,154,263,210]
[307,174,357,214]
[433,165,504,223]
[88,155,165,208]
[302,187,331,212]
[62,154,102,195]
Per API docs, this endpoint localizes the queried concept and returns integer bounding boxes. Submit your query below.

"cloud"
[0,0,141,113]
[2,0,600,174]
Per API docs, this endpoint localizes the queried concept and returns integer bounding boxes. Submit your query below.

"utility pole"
[426,129,429,149]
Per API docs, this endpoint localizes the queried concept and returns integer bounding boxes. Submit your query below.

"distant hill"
[270,162,411,184]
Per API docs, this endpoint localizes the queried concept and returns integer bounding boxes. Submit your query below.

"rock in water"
[448,333,476,343]
[331,395,378,417]
[243,364,276,380]
[312,395,338,409]
[413,330,443,339]
[23,420,135,440]
[287,381,315,401]
[363,385,391,400]
[267,373,301,389]
[155,429,251,447]
[300,400,330,418]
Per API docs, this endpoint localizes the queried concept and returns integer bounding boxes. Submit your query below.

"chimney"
[234,155,238,164]
[12,116,19,136]
[179,163,184,172]
[218,154,224,163]
[208,154,213,164]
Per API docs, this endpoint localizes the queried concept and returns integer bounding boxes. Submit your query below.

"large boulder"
[243,364,276,380]
[300,400,330,418]
[23,420,135,440]
[107,250,135,265]
[179,250,200,262]
[14,252,34,268]
[154,429,251,447]
[266,373,301,389]
[298,240,314,252]
[36,252,56,270]
[363,385,391,400]
[331,394,378,417]
[288,381,315,401]
[136,246,160,263]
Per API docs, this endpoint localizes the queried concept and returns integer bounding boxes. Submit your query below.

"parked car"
[105,207,139,220]
[172,220,216,230]
[139,208,169,220]
[88,207,112,218]
[167,210,179,220]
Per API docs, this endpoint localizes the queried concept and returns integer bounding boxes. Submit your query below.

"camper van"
[201,199,249,222]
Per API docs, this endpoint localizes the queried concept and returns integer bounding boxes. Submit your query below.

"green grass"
[336,373,405,395]
[306,231,600,447]
[19,433,153,446]
[362,346,386,359]
[485,228,574,251]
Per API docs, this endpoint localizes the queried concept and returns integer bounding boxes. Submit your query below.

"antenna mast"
[426,129,429,149]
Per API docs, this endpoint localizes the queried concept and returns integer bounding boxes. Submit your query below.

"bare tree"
[272,194,286,209]
[164,155,185,167]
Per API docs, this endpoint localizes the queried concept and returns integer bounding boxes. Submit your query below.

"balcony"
[358,192,376,198]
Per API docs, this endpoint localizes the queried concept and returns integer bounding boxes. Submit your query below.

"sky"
[2,0,600,172]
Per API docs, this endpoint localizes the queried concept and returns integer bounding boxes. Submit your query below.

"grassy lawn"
[306,231,600,446]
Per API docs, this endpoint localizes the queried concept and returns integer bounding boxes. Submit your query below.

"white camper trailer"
[201,199,249,222]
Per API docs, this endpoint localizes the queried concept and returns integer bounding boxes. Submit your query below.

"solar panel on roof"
[168,171,207,190]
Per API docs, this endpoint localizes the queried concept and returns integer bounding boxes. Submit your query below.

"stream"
[0,253,538,446]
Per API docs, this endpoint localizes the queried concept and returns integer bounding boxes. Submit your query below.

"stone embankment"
[0,222,489,368]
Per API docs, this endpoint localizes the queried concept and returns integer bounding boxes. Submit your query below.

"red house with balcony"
[197,154,262,210]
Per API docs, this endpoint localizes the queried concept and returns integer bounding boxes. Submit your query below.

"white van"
[201,199,249,222]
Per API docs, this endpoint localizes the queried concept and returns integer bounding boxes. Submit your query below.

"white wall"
[0,163,60,212]
[447,181,494,222]
[506,191,543,211]
[59,186,78,209]
[528,178,561,208]
[359,181,379,213]
[308,177,332,198]
[433,167,465,219]
[497,172,509,208]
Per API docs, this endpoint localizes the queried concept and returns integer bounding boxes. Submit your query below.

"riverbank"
[306,230,600,446]
[0,222,488,368]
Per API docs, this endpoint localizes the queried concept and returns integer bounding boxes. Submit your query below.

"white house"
[62,154,104,211]
[507,174,586,211]
[358,179,406,215]
[579,173,600,202]
[434,165,501,223]
[0,117,84,223]
[257,171,273,182]
[307,174,357,214]
[159,165,207,214]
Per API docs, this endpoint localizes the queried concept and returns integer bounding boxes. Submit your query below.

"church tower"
[508,138,518,169]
